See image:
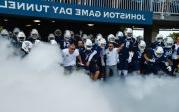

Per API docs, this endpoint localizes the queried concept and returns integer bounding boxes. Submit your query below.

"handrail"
[43,0,179,15]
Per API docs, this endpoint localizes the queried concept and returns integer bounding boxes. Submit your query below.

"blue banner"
[0,0,153,25]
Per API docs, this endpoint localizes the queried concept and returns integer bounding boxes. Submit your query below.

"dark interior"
[0,14,140,41]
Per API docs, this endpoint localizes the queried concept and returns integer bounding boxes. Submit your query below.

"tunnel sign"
[0,0,153,25]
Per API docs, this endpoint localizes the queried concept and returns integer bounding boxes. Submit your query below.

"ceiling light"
[26,24,32,27]
[33,20,41,23]
[87,24,94,27]
[4,19,8,22]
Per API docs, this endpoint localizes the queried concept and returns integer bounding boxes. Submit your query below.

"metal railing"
[44,0,179,15]
[153,0,179,15]
[45,0,151,11]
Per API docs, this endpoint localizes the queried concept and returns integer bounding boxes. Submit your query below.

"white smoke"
[0,38,179,112]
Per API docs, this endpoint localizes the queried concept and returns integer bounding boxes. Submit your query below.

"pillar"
[144,25,159,45]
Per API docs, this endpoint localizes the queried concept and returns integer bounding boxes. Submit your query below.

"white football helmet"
[17,31,26,43]
[95,33,103,44]
[125,28,133,38]
[64,30,71,41]
[0,29,10,39]
[48,33,57,45]
[22,41,33,53]
[155,34,164,43]
[164,36,174,48]
[13,27,20,37]
[98,38,106,48]
[54,29,62,37]
[30,29,39,39]
[116,31,124,39]
[48,33,55,41]
[154,46,164,58]
[107,34,116,43]
[85,39,93,50]
[138,40,146,53]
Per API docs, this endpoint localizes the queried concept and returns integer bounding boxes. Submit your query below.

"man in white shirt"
[62,43,83,74]
[105,42,123,78]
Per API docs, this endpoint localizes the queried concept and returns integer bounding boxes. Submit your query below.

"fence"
[153,0,179,15]
[44,0,179,15]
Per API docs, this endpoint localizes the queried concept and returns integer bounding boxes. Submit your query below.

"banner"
[0,0,153,25]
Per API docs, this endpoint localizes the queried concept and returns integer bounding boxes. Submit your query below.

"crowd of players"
[0,27,179,80]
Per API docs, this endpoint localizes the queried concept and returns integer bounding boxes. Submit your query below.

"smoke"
[0,38,179,112]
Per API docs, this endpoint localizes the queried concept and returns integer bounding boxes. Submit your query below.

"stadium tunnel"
[0,14,148,42]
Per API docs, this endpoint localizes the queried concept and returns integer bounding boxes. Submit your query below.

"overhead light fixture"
[4,19,8,22]
[26,24,32,27]
[87,24,94,27]
[52,21,55,23]
[33,20,41,23]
